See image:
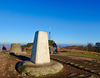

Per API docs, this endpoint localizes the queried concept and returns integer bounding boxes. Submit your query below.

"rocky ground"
[0,52,100,78]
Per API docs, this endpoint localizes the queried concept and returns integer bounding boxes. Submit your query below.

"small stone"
[66,61,70,63]
[64,70,67,72]
[14,70,16,72]
[56,58,60,60]
[86,71,88,73]
[94,65,98,66]
[62,60,66,62]
[22,74,26,76]
[98,73,100,75]
[85,68,90,70]
[84,62,88,63]
[75,64,79,66]
[70,63,74,65]
[79,66,84,68]
[18,75,21,77]
[7,75,10,77]
[59,59,63,62]
[68,73,78,77]
[91,70,97,73]
[88,75,97,78]
[78,74,87,77]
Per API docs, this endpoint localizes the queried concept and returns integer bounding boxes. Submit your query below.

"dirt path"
[0,54,8,78]
[0,54,30,78]
[0,54,20,78]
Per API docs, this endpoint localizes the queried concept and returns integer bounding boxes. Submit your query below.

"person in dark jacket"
[26,47,28,51]
[49,47,51,54]
[2,45,7,54]
[53,41,57,54]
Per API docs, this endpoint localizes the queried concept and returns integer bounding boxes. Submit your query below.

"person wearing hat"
[2,45,7,54]
[53,41,57,54]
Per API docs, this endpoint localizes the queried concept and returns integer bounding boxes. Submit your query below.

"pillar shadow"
[9,52,30,61]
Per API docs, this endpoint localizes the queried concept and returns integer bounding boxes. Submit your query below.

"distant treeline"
[65,42,100,53]
[21,40,54,48]
[21,43,33,48]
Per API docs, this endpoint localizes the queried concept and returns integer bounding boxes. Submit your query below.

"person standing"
[26,47,28,51]
[22,48,24,51]
[53,41,57,54]
[49,47,51,54]
[56,46,59,53]
[2,45,7,54]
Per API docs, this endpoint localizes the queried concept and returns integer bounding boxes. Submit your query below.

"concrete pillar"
[10,44,22,53]
[30,31,50,64]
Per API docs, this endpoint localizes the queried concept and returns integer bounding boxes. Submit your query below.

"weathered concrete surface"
[30,31,50,64]
[10,44,26,54]
[18,60,63,77]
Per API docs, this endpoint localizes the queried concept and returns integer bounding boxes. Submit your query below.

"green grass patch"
[26,49,32,52]
[0,52,9,55]
[62,52,100,60]
[0,52,3,54]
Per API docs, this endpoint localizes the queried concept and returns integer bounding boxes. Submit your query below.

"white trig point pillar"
[30,31,50,64]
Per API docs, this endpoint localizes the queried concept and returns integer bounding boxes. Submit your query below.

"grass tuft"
[62,52,100,60]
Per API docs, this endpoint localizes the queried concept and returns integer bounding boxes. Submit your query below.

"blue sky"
[0,0,100,45]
